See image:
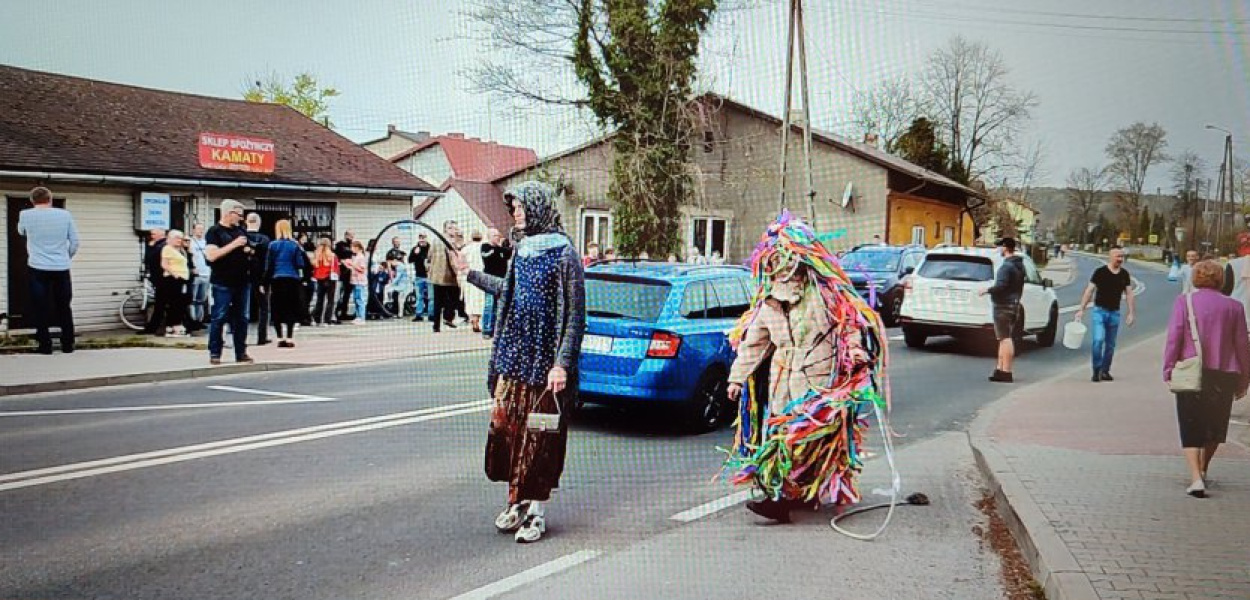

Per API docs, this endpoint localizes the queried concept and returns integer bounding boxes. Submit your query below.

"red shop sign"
[198,132,276,173]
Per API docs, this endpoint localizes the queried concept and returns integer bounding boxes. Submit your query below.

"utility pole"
[1185,163,1197,252]
[1206,124,1235,253]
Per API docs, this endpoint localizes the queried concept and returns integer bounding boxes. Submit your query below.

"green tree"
[572,0,717,258]
[1137,207,1151,240]
[895,118,953,176]
[244,72,340,128]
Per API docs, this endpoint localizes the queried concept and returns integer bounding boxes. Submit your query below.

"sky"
[2,0,1248,191]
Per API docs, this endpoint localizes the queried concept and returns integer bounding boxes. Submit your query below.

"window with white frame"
[692,217,728,262]
[582,210,611,255]
[911,225,927,246]
[943,226,955,245]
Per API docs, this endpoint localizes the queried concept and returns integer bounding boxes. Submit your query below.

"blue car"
[578,261,754,432]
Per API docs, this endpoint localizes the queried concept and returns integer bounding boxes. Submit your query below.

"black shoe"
[444,320,457,329]
[36,345,53,355]
[256,339,272,346]
[1099,371,1114,382]
[746,499,792,523]
[989,370,1013,383]
[1092,372,1102,383]
[62,344,74,354]
[411,317,424,322]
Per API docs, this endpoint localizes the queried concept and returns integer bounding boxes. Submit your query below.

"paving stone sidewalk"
[972,334,1250,600]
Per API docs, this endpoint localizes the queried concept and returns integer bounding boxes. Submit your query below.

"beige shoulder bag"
[1169,293,1203,393]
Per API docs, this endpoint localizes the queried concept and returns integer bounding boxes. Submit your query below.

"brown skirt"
[484,378,569,503]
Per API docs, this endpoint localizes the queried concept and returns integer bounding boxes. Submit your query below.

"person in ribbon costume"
[723,210,890,523]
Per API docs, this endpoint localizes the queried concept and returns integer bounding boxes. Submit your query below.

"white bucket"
[1062,321,1087,350]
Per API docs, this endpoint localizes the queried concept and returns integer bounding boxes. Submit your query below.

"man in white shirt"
[188,223,212,328]
[16,187,79,354]
[1178,249,1199,293]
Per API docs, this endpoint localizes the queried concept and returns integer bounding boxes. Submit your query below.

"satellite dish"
[841,182,854,210]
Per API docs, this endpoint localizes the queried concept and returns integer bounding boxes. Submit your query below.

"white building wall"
[2,184,144,333]
[363,135,420,160]
[397,147,453,188]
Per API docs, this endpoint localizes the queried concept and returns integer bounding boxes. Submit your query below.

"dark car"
[577,261,753,432]
[840,244,926,326]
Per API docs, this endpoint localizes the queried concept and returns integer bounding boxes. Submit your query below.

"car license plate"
[935,288,971,302]
[582,334,613,354]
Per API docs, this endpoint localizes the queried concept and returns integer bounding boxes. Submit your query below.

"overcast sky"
[2,0,1247,190]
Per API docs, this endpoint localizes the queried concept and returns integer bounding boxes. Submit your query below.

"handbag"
[526,389,563,432]
[1169,292,1203,394]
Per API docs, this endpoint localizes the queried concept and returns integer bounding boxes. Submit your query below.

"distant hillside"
[1020,187,1182,227]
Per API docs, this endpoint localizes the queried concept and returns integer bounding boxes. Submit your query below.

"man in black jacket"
[980,237,1025,383]
[333,230,355,322]
[245,213,272,345]
[408,234,431,322]
[141,228,167,334]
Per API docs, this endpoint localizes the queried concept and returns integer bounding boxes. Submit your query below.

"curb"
[0,344,491,398]
[967,333,1167,600]
[0,362,310,397]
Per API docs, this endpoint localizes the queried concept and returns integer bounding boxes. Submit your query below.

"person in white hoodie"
[1223,242,1250,332]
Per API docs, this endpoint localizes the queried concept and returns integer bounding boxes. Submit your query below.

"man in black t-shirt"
[408,234,431,322]
[479,228,512,337]
[204,199,254,364]
[1075,246,1136,382]
[244,213,272,345]
[334,230,356,321]
[142,228,167,334]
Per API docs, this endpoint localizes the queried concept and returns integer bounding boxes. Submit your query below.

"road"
[0,255,1176,600]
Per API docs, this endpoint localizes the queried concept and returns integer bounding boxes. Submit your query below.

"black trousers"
[27,268,74,350]
[250,284,271,342]
[431,284,459,330]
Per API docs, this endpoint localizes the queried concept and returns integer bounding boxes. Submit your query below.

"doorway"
[6,195,67,329]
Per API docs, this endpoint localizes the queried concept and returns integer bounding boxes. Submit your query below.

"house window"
[582,210,611,254]
[943,226,955,245]
[692,217,727,262]
[911,225,926,246]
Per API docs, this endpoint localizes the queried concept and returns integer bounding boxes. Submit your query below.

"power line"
[856,6,1246,35]
[928,0,1250,25]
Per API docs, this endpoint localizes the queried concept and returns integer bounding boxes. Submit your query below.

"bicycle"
[116,278,155,331]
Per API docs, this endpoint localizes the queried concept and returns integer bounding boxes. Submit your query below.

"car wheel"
[684,367,732,433]
[902,326,927,349]
[1036,303,1059,347]
[883,291,903,327]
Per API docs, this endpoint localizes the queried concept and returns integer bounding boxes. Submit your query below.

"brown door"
[6,195,67,329]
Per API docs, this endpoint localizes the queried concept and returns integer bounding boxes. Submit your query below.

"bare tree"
[1065,166,1107,243]
[850,76,927,152]
[1106,122,1169,230]
[921,36,1038,182]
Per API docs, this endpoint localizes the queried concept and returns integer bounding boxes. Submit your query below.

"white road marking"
[448,550,603,600]
[669,490,753,522]
[0,397,341,417]
[0,399,491,491]
[206,385,333,400]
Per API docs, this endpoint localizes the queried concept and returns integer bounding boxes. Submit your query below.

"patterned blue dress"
[492,246,563,387]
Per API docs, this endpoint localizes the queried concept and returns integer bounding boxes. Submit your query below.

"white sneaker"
[1186,479,1206,498]
[495,503,528,533]
[515,515,546,543]
[353,319,365,325]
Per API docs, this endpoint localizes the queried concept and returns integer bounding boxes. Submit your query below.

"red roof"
[414,178,515,232]
[0,64,435,192]
[390,134,537,183]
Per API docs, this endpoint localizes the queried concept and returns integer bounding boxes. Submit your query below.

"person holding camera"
[204,199,255,365]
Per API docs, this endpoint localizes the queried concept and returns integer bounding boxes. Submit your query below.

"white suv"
[898,247,1059,349]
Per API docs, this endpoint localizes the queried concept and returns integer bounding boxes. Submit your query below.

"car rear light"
[646,331,682,358]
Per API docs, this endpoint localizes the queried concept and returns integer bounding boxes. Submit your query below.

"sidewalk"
[971,335,1250,600]
[0,319,491,396]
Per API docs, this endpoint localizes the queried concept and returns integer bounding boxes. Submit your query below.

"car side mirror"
[1042,278,1053,289]
[903,266,915,276]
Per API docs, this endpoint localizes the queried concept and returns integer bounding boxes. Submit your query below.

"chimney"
[417,131,431,140]
[448,133,465,139]
[387,124,397,134]
[863,133,879,147]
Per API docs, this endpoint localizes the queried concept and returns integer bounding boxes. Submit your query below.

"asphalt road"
[0,255,1176,600]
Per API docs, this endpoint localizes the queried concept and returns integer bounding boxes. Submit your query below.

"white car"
[897,247,1059,349]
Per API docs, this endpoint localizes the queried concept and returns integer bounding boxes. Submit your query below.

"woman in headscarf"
[723,211,889,523]
[454,180,585,544]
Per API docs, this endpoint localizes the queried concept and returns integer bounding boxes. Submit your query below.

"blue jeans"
[482,292,497,336]
[209,283,250,359]
[1090,307,1121,375]
[353,285,367,321]
[414,277,431,317]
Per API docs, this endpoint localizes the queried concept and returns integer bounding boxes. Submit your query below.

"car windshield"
[585,276,672,322]
[841,251,899,272]
[917,255,995,282]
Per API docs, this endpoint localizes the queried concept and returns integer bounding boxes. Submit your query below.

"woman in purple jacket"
[1163,260,1250,498]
